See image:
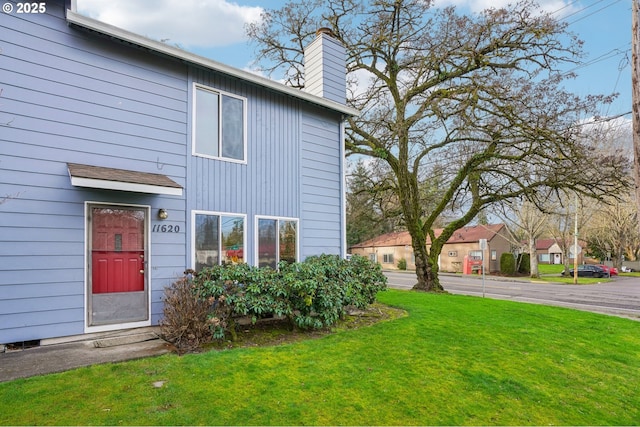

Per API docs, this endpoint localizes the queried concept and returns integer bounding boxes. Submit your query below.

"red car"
[596,265,618,277]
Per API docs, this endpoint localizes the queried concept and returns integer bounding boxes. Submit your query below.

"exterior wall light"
[158,209,168,220]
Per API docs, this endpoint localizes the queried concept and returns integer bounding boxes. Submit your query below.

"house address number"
[152,224,180,233]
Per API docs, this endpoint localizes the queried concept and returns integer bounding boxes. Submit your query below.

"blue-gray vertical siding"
[186,68,302,266]
[187,69,300,216]
[0,1,188,343]
[300,110,343,257]
[186,68,344,266]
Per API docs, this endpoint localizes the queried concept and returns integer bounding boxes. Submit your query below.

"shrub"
[518,253,531,275]
[344,254,388,307]
[500,253,516,276]
[162,255,388,346]
[397,258,407,270]
[160,275,212,353]
[193,263,290,340]
[281,254,387,329]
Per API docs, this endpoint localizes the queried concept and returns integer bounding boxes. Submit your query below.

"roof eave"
[65,9,360,118]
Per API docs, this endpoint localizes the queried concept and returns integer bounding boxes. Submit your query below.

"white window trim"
[254,215,300,267]
[191,210,247,269]
[192,83,248,164]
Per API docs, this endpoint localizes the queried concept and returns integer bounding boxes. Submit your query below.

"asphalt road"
[384,271,640,321]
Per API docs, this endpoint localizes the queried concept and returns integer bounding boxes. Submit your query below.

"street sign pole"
[479,239,487,297]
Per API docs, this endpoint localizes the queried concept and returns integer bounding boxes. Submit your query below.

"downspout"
[340,119,347,258]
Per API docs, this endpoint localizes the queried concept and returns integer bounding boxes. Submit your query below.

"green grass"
[1,290,639,425]
[537,264,565,275]
[620,271,640,277]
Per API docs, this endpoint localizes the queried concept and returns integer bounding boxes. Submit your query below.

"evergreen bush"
[162,255,387,348]
[518,253,531,275]
[500,253,516,276]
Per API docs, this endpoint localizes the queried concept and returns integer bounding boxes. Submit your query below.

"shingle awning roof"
[67,163,183,196]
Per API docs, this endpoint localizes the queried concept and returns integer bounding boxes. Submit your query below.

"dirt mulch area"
[202,302,407,352]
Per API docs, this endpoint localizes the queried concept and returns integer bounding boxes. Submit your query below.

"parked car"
[596,265,618,277]
[565,264,607,278]
[560,264,609,277]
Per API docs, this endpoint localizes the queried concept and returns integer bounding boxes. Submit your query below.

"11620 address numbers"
[152,224,180,233]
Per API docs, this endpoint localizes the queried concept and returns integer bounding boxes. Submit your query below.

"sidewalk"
[0,328,175,383]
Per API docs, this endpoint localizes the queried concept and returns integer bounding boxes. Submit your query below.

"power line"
[563,44,631,76]
[557,0,610,21]
[549,0,584,17]
[566,0,623,25]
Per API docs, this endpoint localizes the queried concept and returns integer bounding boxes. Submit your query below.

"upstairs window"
[193,84,246,162]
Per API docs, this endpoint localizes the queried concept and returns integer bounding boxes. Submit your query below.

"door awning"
[67,163,183,196]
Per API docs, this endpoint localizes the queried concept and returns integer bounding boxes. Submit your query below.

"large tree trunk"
[529,236,539,278]
[411,239,445,292]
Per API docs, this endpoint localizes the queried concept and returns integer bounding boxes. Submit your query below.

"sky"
[75,0,634,120]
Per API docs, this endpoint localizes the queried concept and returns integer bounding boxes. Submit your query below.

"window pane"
[195,214,219,271]
[258,219,277,269]
[195,89,219,157]
[279,220,297,264]
[221,95,244,160]
[221,215,244,264]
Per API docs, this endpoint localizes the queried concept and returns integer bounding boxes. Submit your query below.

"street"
[384,271,640,320]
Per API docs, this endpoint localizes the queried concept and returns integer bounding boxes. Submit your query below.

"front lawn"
[1,290,639,425]
[537,264,565,275]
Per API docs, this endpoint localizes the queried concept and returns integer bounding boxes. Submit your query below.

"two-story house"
[0,0,357,345]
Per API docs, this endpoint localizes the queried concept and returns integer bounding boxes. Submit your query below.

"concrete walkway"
[0,328,175,383]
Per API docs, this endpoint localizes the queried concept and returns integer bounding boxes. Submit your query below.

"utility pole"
[633,0,640,227]
[573,193,579,285]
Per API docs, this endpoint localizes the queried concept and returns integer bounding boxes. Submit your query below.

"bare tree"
[585,196,639,269]
[248,0,631,291]
[494,200,548,278]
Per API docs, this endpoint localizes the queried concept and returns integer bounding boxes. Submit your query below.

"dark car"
[567,264,607,278]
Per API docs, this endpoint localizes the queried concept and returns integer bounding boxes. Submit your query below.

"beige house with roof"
[350,224,512,273]
[534,238,585,265]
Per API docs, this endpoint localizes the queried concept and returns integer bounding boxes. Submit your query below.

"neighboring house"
[350,231,415,270]
[350,224,511,273]
[534,238,584,265]
[0,1,357,345]
[535,239,564,264]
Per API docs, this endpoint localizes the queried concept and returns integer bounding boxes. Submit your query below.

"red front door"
[89,205,148,326]
[91,208,144,293]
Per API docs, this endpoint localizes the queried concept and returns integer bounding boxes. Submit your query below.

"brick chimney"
[304,28,346,104]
